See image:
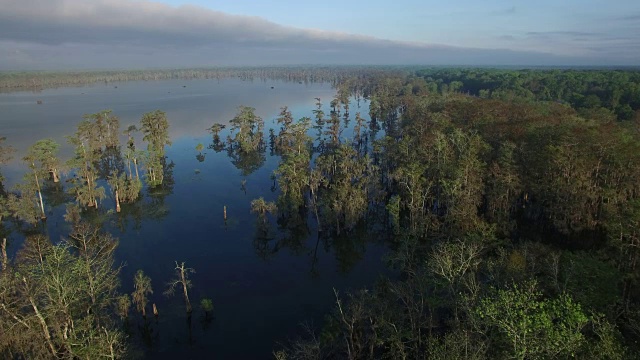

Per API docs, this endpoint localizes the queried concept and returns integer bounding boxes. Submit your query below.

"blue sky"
[0,0,638,69]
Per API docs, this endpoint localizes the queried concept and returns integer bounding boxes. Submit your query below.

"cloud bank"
[0,0,630,69]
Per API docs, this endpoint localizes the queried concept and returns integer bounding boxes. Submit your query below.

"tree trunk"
[153,303,158,317]
[24,277,57,357]
[312,196,321,231]
[134,158,140,180]
[51,168,60,183]
[181,269,192,313]
[115,189,121,213]
[33,168,46,219]
[1,238,7,271]
[126,159,132,180]
[38,190,45,219]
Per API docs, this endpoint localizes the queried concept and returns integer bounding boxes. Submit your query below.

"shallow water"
[0,78,389,358]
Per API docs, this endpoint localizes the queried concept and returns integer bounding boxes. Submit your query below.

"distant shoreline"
[0,66,408,91]
[2,65,639,92]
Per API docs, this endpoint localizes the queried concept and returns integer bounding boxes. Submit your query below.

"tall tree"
[165,261,195,314]
[228,106,264,153]
[67,130,105,209]
[22,139,63,220]
[140,110,171,157]
[132,270,153,318]
[24,139,61,183]
[140,110,171,187]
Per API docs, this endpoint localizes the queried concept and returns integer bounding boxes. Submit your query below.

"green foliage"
[251,197,277,218]
[476,282,589,359]
[66,119,108,208]
[24,138,61,182]
[560,252,621,314]
[116,294,131,321]
[140,110,171,155]
[108,171,142,206]
[386,195,401,234]
[200,298,214,314]
[228,106,264,154]
[140,110,171,187]
[415,68,640,121]
[0,229,125,358]
[6,178,41,225]
[132,269,153,317]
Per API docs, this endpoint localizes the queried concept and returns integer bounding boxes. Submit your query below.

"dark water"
[0,79,389,358]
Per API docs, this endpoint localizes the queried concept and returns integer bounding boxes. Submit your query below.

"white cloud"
[0,0,627,69]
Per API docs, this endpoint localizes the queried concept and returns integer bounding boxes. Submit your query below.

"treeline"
[0,66,412,91]
[267,71,640,359]
[416,68,640,120]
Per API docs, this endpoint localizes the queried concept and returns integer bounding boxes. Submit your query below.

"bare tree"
[164,261,195,314]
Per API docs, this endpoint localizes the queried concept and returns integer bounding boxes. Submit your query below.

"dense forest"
[416,68,640,120]
[1,67,640,359]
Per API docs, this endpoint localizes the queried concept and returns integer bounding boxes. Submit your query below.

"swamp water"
[0,78,389,358]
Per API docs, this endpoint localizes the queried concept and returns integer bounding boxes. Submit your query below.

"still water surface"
[0,78,388,358]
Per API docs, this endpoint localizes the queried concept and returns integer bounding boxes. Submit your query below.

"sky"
[0,0,638,70]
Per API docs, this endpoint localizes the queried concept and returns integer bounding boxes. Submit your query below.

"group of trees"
[3,66,640,358]
[0,108,191,357]
[263,70,640,359]
[0,216,204,358]
[2,109,173,228]
[0,221,126,358]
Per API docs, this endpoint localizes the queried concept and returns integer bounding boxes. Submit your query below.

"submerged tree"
[123,125,141,180]
[272,116,313,216]
[140,110,171,187]
[208,123,226,143]
[25,139,61,183]
[165,261,195,314]
[141,110,171,156]
[228,106,264,153]
[81,110,121,151]
[20,139,62,220]
[251,197,277,224]
[66,116,110,209]
[6,174,44,225]
[66,140,105,208]
[107,171,142,213]
[132,270,153,318]
[200,298,214,320]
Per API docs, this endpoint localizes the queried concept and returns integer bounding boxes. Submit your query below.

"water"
[0,78,389,358]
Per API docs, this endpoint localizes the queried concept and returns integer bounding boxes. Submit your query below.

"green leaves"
[228,106,263,154]
[140,110,171,155]
[132,269,153,317]
[475,282,588,359]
